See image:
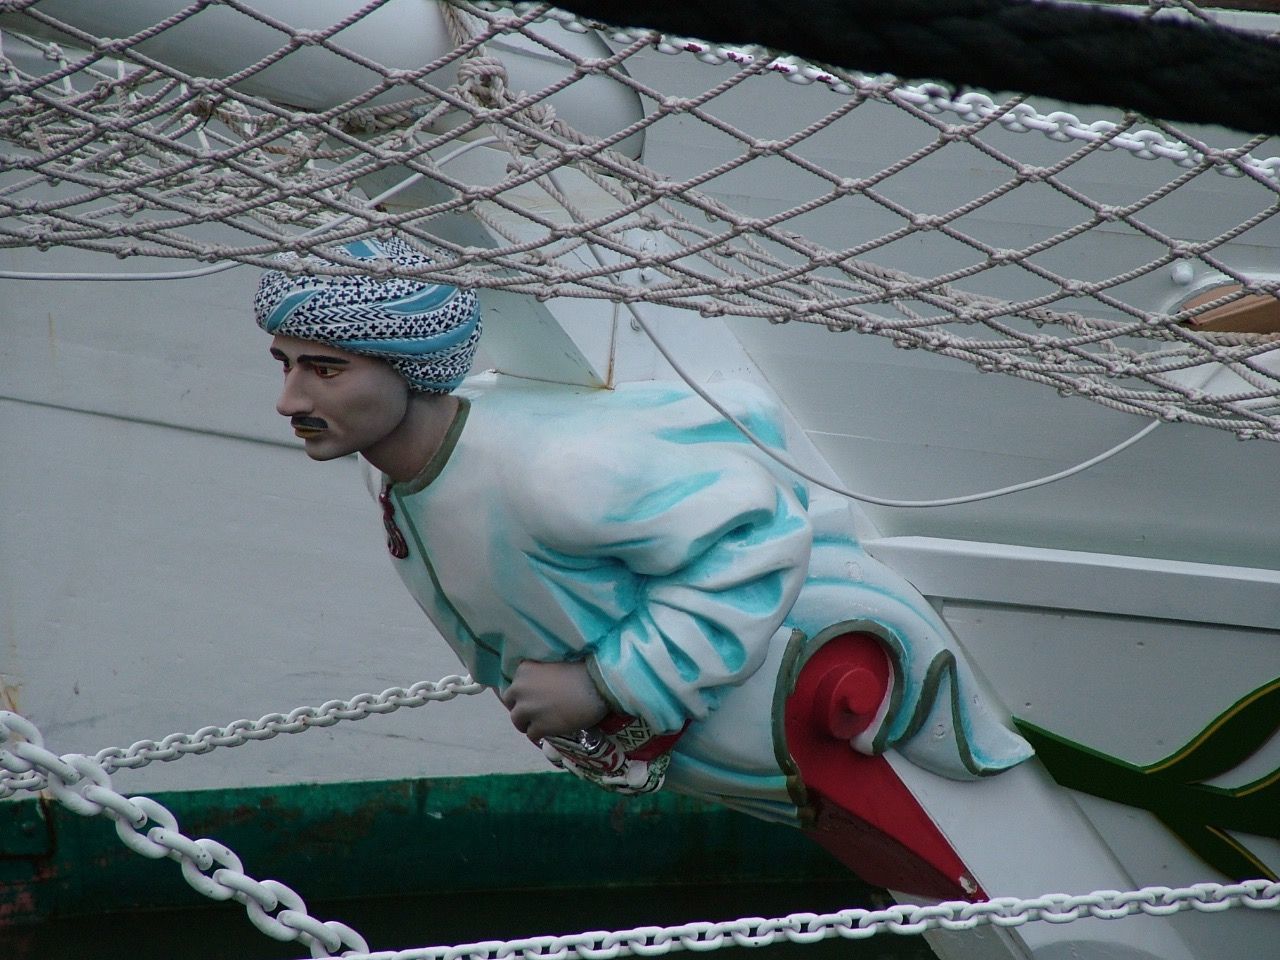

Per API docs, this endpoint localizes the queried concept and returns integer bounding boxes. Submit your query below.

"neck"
[362,392,459,483]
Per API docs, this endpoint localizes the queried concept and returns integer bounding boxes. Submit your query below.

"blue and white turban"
[254,236,481,394]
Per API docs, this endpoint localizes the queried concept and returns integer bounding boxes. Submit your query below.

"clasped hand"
[500,659,609,742]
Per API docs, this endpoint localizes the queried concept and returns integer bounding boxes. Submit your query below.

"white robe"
[371,373,1032,824]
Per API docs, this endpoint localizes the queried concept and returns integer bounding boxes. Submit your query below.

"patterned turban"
[254,236,481,394]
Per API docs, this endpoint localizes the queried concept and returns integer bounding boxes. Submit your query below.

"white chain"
[0,675,486,798]
[0,710,372,958]
[314,880,1280,960]
[478,2,1280,185]
[1,705,1275,960]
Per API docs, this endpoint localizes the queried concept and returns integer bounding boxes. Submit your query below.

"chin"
[303,441,354,462]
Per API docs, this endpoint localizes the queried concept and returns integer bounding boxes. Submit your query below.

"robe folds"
[370,373,1032,825]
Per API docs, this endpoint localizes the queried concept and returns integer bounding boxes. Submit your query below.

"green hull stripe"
[0,771,850,927]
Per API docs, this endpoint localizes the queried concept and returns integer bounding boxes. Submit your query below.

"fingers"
[498,684,517,711]
[501,683,543,740]
[507,700,534,735]
[500,659,610,741]
[508,704,554,744]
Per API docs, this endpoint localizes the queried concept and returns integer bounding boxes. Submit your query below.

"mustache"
[291,416,328,429]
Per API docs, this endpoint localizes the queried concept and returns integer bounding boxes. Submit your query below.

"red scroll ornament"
[784,632,984,901]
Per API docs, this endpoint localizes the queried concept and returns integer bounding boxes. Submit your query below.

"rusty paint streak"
[1,677,19,713]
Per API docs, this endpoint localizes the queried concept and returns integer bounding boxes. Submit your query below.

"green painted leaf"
[1146,678,1280,783]
[1014,675,1280,882]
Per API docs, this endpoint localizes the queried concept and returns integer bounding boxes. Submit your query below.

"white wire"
[0,137,501,281]
[540,170,1172,510]
[0,259,246,283]
[625,301,1166,508]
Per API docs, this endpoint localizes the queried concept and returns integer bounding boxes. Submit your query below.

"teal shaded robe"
[371,374,1032,824]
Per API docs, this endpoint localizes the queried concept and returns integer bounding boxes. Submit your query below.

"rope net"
[3,0,1280,438]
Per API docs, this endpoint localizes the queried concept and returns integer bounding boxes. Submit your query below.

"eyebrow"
[270,348,351,365]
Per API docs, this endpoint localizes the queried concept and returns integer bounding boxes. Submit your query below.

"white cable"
[625,301,1165,508]
[0,259,246,283]
[558,211,1163,508]
[542,181,1174,509]
[0,137,501,281]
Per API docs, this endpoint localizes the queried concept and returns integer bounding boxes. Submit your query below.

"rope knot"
[455,56,511,108]
[451,52,558,155]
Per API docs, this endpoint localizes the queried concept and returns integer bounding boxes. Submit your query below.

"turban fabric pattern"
[254,236,481,393]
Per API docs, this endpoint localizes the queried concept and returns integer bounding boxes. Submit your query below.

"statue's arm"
[517,442,813,734]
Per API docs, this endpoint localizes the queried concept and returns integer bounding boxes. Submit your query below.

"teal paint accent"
[342,238,381,258]
[595,621,686,728]
[524,553,636,645]
[676,549,784,617]
[800,577,933,627]
[664,627,705,683]
[793,481,809,510]
[263,287,320,332]
[679,509,772,573]
[540,550,640,607]
[608,383,691,408]
[592,535,660,554]
[0,772,852,929]
[657,411,785,449]
[898,650,957,747]
[744,573,787,621]
[379,286,461,314]
[608,471,724,524]
[737,496,808,548]
[810,532,866,554]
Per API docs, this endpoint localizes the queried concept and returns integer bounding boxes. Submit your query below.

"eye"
[313,364,341,379]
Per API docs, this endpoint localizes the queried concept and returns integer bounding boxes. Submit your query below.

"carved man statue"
[256,236,1033,898]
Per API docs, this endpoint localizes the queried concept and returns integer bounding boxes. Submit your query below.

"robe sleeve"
[513,434,812,734]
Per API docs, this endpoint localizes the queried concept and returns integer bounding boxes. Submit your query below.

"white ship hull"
[1,7,1277,959]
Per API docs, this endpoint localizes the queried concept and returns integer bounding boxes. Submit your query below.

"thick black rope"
[550,0,1280,136]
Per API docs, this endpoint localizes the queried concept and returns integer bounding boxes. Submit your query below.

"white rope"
[0,261,248,283]
[0,136,502,281]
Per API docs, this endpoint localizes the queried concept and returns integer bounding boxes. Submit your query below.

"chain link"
[1,708,1276,960]
[0,675,486,798]
[0,710,372,958]
[306,881,1279,960]
[479,3,1280,185]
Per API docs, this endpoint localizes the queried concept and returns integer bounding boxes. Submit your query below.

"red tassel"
[379,484,410,559]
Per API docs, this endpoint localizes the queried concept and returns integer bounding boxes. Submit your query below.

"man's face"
[270,335,410,461]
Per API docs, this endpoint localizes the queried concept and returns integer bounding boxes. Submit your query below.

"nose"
[276,367,311,418]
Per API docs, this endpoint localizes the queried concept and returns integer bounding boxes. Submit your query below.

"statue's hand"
[501,660,609,742]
